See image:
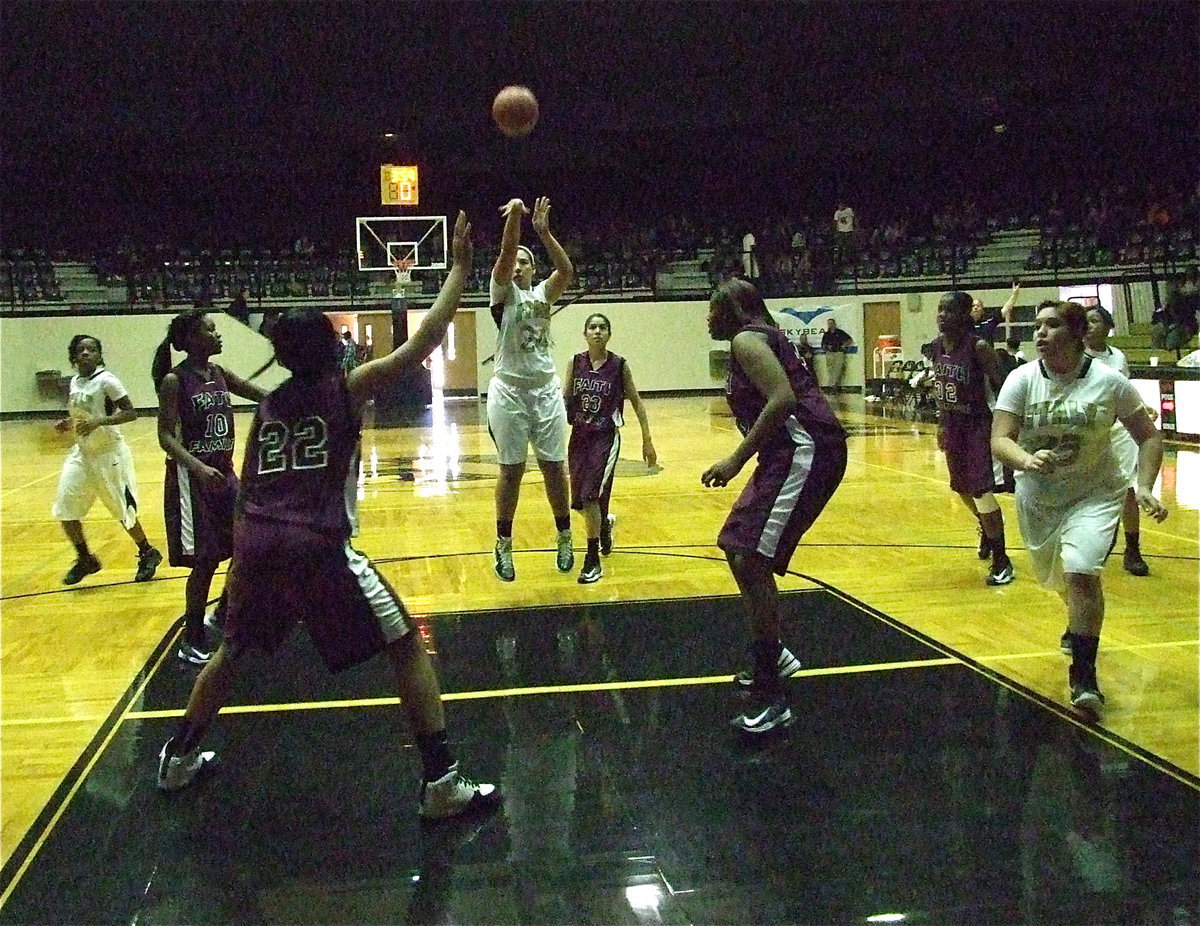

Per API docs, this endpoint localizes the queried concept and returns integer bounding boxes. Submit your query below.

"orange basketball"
[492,85,539,137]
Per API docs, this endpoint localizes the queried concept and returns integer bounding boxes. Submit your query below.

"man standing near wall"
[820,317,854,394]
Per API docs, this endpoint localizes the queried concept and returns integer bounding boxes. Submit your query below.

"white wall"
[0,313,285,415]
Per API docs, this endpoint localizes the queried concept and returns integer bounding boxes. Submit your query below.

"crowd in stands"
[1027,181,1200,273]
[3,180,1197,311]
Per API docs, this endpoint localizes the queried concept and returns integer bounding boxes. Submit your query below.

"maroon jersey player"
[933,291,1014,586]
[702,279,847,735]
[563,313,656,584]
[153,309,266,665]
[156,212,499,822]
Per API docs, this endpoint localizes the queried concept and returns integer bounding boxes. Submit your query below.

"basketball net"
[392,257,414,296]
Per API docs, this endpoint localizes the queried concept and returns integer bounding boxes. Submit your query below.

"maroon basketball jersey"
[171,361,235,473]
[932,335,990,417]
[727,325,844,449]
[238,372,360,538]
[568,351,625,429]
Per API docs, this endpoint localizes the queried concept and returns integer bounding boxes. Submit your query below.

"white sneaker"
[555,529,574,573]
[419,762,500,820]
[494,537,515,582]
[157,738,217,792]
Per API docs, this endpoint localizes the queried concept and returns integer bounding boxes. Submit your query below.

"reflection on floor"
[1,591,1196,925]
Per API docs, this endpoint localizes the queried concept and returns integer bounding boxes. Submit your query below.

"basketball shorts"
[568,425,620,510]
[942,413,995,497]
[222,519,413,673]
[164,461,237,567]
[1015,487,1123,590]
[718,431,848,576]
[487,376,567,465]
[52,443,140,530]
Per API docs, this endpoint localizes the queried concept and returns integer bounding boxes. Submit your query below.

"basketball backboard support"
[355,216,447,272]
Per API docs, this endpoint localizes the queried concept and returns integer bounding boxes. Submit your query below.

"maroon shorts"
[568,425,620,510]
[223,518,413,673]
[164,462,236,567]
[717,431,847,576]
[942,412,995,497]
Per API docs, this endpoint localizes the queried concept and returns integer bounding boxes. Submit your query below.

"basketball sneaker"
[135,546,163,582]
[1122,547,1150,577]
[734,646,803,688]
[418,762,501,820]
[157,738,218,792]
[177,639,213,665]
[731,699,794,734]
[555,529,574,573]
[1068,666,1105,722]
[986,560,1015,586]
[577,557,602,584]
[600,514,616,556]
[494,537,515,582]
[62,553,101,585]
[1060,630,1073,655]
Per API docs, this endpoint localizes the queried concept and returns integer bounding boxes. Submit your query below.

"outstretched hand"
[450,210,473,266]
[531,196,552,236]
[500,198,528,218]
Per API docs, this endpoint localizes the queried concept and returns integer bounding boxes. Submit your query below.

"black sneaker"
[157,738,218,792]
[986,560,1015,586]
[1060,630,1073,655]
[977,527,992,560]
[62,553,101,585]
[555,529,574,573]
[494,537,515,582]
[734,646,803,688]
[731,699,794,734]
[577,558,602,584]
[1068,666,1105,722]
[1122,548,1150,577]
[600,514,616,556]
[135,546,163,582]
[177,640,214,665]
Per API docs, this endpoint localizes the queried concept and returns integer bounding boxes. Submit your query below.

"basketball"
[492,85,539,137]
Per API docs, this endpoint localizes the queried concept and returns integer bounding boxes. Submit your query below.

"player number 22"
[257,416,330,474]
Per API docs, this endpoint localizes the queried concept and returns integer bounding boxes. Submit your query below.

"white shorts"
[52,444,141,530]
[487,376,567,465]
[1016,488,1122,590]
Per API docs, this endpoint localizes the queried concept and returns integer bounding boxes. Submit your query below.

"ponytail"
[151,336,174,394]
[152,308,208,393]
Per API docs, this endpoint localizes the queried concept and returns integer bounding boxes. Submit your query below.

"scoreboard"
[380,165,419,206]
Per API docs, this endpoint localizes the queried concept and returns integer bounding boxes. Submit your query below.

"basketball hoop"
[392,257,414,295]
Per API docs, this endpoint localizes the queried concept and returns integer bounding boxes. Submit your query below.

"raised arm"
[1002,280,1021,339]
[492,198,527,288]
[348,211,472,406]
[621,361,657,466]
[532,196,574,305]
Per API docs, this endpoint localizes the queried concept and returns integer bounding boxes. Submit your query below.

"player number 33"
[257,416,330,474]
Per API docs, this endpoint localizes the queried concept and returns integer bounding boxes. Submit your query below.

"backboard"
[355,215,447,272]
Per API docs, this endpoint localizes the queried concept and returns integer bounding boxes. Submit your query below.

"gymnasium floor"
[1,394,1197,924]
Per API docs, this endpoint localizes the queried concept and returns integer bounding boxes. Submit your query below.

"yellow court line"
[123,657,960,721]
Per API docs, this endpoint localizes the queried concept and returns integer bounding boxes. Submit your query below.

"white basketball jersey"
[67,367,129,455]
[490,279,556,386]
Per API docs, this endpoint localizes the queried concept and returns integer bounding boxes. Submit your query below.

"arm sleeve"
[1112,376,1142,419]
[102,372,129,402]
[994,366,1027,416]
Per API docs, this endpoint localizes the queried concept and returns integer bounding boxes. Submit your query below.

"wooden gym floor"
[1,394,1196,923]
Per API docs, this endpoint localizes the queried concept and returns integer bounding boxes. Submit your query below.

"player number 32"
[256,416,330,473]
